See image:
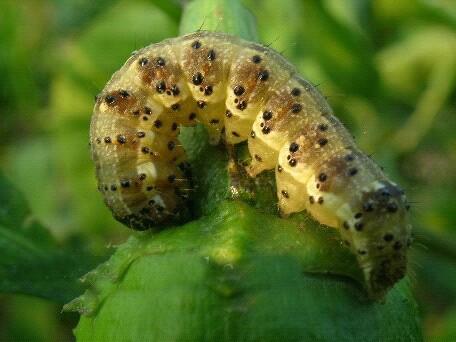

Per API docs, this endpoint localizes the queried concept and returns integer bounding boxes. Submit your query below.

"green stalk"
[179,0,258,40]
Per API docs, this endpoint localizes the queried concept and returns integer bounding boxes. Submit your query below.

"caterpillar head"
[352,181,412,299]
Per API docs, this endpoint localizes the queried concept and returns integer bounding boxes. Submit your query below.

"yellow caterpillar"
[90,31,412,297]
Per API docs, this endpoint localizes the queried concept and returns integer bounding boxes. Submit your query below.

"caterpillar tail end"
[337,181,412,300]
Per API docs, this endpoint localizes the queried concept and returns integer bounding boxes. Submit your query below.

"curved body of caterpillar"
[90,31,412,298]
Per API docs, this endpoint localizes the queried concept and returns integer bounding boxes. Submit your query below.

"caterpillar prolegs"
[90,31,412,297]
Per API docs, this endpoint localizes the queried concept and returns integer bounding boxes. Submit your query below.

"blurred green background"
[0,0,455,340]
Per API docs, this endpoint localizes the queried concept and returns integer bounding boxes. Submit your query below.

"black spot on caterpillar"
[90,31,412,298]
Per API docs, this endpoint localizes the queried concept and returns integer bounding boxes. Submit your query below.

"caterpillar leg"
[221,142,257,202]
[245,119,281,177]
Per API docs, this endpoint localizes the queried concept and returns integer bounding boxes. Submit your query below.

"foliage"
[69,204,419,341]
[0,172,104,303]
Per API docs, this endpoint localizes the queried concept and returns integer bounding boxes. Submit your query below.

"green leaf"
[0,172,103,303]
[69,202,420,341]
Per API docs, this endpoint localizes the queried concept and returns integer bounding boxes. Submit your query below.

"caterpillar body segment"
[90,31,412,298]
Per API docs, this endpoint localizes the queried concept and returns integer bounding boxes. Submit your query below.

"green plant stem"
[179,0,258,40]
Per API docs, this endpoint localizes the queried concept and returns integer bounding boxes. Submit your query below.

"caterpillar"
[89,31,412,298]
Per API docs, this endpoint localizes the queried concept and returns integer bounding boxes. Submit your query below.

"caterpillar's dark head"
[354,181,412,299]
